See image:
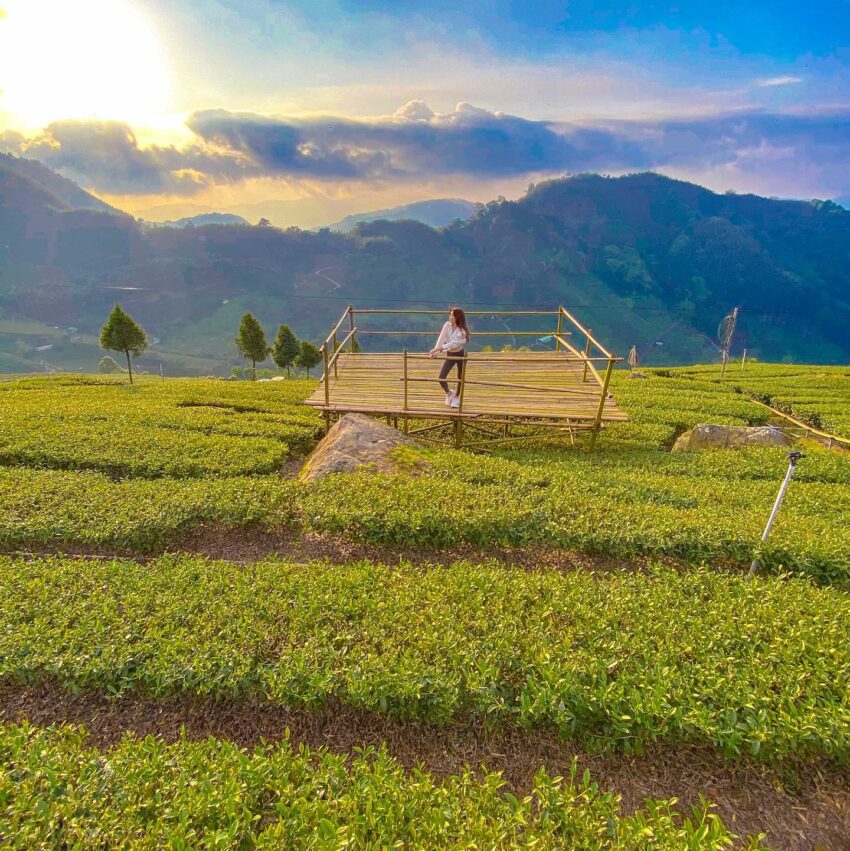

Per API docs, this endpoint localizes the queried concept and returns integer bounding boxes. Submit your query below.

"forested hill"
[1,159,848,373]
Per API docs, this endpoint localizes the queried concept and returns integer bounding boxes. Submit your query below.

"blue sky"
[1,0,848,223]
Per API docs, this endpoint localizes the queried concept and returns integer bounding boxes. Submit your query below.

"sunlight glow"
[0,0,173,129]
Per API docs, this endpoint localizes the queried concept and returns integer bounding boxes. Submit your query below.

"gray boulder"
[672,423,792,452]
[300,413,426,481]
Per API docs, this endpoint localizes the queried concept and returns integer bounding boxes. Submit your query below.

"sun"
[0,0,173,130]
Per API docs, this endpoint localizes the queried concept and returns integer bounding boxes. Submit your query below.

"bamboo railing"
[312,306,622,448]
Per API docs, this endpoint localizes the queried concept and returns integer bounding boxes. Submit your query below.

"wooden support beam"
[588,358,615,452]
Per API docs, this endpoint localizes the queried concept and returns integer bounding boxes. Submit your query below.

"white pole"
[749,451,803,576]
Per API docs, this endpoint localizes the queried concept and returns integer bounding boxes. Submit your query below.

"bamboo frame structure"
[305,306,624,449]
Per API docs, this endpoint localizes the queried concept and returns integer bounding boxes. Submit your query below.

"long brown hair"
[451,307,470,342]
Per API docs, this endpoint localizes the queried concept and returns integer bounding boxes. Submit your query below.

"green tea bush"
[663,364,850,440]
[0,377,322,477]
[0,723,753,849]
[0,469,298,551]
[2,556,848,762]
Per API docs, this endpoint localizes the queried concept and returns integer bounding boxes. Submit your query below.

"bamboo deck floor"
[305,352,627,425]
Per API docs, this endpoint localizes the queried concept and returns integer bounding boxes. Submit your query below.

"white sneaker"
[445,392,454,406]
[450,395,460,408]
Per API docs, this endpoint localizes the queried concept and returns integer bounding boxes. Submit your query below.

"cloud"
[185,102,652,182]
[757,76,803,87]
[0,119,252,195]
[2,102,850,204]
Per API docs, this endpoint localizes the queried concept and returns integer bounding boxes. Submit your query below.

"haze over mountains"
[1,153,848,374]
[326,199,477,232]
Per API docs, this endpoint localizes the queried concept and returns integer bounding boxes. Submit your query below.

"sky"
[1,0,849,226]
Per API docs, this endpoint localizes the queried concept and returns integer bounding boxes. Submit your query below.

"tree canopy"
[295,340,322,376]
[99,305,147,384]
[271,324,300,376]
[235,313,269,380]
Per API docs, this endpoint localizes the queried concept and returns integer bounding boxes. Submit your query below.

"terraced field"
[1,369,849,848]
[666,363,850,442]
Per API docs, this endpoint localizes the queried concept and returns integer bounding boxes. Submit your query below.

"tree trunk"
[251,358,256,381]
[125,349,133,385]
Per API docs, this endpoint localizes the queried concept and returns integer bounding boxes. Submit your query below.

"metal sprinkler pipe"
[749,450,804,577]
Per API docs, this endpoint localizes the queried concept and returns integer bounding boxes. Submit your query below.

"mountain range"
[1,153,849,374]
[325,198,477,231]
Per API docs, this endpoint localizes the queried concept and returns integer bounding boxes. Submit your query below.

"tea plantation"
[1,367,849,848]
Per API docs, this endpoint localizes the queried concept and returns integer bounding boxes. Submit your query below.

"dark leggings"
[438,349,466,395]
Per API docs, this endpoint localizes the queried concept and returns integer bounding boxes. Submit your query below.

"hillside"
[0,153,117,213]
[326,197,477,231]
[1,160,849,373]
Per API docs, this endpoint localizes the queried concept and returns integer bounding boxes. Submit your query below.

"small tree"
[99,304,147,384]
[295,340,322,377]
[235,313,269,380]
[270,324,300,376]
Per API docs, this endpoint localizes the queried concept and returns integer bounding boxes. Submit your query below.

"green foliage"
[0,469,297,551]
[270,323,300,375]
[667,363,850,440]
[234,313,269,380]
[97,355,122,374]
[1,555,849,765]
[99,304,147,384]
[0,377,321,479]
[0,722,750,849]
[1,371,849,583]
[295,339,321,376]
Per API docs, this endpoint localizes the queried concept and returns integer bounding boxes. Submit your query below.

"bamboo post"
[322,342,329,407]
[402,348,409,412]
[588,356,614,451]
[582,329,593,383]
[556,308,563,352]
[332,331,338,377]
[455,352,468,448]
[347,305,355,352]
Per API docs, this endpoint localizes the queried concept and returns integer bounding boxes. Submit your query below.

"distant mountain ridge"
[143,212,250,229]
[1,161,849,373]
[326,198,477,231]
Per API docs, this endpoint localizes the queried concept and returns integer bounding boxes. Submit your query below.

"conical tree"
[99,304,148,384]
[235,313,269,380]
[270,324,300,377]
[294,340,321,377]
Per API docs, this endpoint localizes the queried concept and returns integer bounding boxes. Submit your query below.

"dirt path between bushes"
[1,678,848,850]
[3,522,703,575]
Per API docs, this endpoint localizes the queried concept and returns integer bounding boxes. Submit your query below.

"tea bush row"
[0,377,322,477]
[0,469,297,551]
[2,556,849,762]
[0,722,753,849]
[663,364,850,440]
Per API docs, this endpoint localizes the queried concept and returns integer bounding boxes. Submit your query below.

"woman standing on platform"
[429,307,470,408]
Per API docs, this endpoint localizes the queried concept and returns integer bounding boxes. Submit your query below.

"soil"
[5,522,697,575]
[1,678,848,850]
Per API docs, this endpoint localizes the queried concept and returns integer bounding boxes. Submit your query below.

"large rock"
[672,423,792,452]
[300,413,426,481]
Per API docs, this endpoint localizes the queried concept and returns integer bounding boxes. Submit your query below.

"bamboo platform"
[305,307,626,449]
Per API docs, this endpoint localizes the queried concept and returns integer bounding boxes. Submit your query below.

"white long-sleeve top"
[434,321,468,353]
